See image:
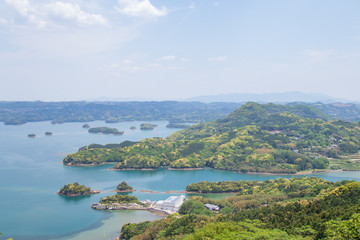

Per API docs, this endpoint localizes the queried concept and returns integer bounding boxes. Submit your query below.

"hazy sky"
[1,0,360,101]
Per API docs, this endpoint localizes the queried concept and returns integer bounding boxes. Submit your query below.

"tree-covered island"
[57,182,100,196]
[117,181,134,192]
[64,102,360,173]
[88,127,124,135]
[140,123,158,130]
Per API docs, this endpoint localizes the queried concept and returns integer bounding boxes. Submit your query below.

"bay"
[0,121,359,240]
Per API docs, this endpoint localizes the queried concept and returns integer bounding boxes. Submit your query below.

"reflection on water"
[61,211,163,240]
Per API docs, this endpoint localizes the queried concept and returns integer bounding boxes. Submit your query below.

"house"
[269,130,282,135]
[204,204,220,211]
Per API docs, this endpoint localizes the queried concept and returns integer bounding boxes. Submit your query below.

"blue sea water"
[0,121,359,240]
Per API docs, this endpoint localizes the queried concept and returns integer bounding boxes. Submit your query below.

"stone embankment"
[91,201,175,215]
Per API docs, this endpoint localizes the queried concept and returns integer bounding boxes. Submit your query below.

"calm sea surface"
[1,121,360,240]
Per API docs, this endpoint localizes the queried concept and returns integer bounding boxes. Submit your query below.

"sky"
[0,0,360,101]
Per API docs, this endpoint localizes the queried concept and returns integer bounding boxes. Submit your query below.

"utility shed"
[204,204,220,211]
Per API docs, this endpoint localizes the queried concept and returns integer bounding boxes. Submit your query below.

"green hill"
[64,102,360,173]
[120,180,360,240]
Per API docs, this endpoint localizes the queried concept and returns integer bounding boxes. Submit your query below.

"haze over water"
[1,121,359,240]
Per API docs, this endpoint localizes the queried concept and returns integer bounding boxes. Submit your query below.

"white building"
[155,200,164,209]
[156,195,186,212]
[204,204,220,211]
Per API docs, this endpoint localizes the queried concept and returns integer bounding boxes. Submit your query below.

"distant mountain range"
[183,92,351,103]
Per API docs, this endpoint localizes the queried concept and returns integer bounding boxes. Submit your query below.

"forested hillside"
[0,101,242,125]
[120,178,360,240]
[64,102,360,173]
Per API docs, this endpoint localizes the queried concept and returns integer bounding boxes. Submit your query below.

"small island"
[117,181,133,192]
[140,123,158,130]
[28,133,36,138]
[57,182,100,196]
[45,132,52,136]
[88,127,124,135]
[166,123,190,129]
[105,119,120,123]
[130,126,137,130]
[82,124,90,129]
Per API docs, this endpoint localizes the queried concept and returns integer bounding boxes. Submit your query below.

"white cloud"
[160,55,175,61]
[5,0,32,17]
[45,2,108,26]
[116,0,168,18]
[10,27,134,58]
[189,2,195,9]
[305,50,332,63]
[208,56,228,62]
[214,2,220,6]
[4,0,107,28]
[5,0,46,27]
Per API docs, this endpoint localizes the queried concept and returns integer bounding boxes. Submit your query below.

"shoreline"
[92,204,171,217]
[168,167,204,171]
[109,168,156,171]
[57,190,101,197]
[63,163,357,175]
[245,169,345,176]
[139,189,188,194]
[66,163,107,166]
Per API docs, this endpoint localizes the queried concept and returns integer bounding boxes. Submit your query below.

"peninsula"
[64,102,360,173]
[91,195,186,215]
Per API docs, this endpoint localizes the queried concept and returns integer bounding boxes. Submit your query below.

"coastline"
[66,163,107,166]
[139,189,188,194]
[91,204,171,217]
[246,169,345,176]
[168,167,204,171]
[68,164,351,175]
[57,190,101,197]
[109,168,156,171]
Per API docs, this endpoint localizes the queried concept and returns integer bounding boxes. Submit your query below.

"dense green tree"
[117,181,133,191]
[58,182,92,196]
